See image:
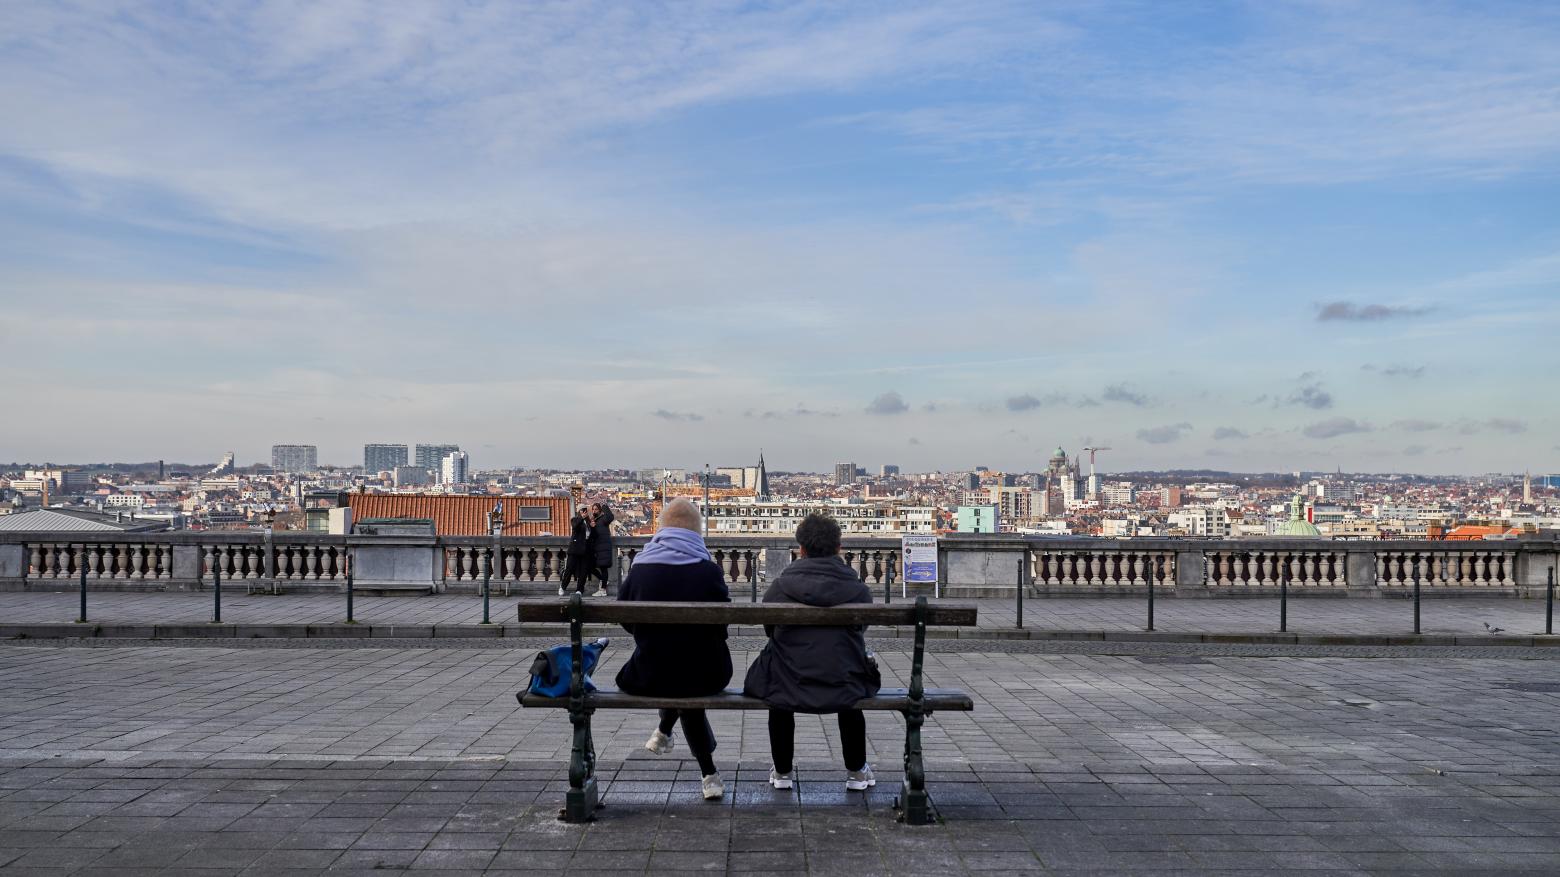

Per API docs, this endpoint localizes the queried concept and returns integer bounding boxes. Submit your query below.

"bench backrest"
[517,599,976,626]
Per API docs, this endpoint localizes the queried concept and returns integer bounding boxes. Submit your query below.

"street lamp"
[702,463,711,538]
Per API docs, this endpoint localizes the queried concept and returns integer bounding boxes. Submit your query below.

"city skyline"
[3,2,1558,474]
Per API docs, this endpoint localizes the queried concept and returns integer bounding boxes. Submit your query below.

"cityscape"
[4,445,1557,541]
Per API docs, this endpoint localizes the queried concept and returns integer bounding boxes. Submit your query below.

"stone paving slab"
[3,639,1560,873]
[2,591,1557,641]
[1,756,1557,875]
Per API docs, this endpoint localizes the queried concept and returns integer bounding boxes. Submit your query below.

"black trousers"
[589,564,610,587]
[768,709,866,773]
[656,709,717,775]
[561,555,591,593]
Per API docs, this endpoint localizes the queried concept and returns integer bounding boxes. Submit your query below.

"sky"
[2,0,1558,476]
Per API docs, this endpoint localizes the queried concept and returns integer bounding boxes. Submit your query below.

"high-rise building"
[880,464,900,477]
[415,444,461,471]
[365,443,409,474]
[271,444,317,474]
[834,463,857,486]
[440,451,469,485]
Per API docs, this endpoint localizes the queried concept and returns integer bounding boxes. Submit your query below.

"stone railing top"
[0,530,1554,552]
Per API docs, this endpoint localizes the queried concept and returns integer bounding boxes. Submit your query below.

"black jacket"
[614,560,732,697]
[742,555,879,713]
[586,509,615,566]
[566,513,589,556]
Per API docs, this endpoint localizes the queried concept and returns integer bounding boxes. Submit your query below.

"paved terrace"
[2,632,1560,873]
[2,591,1557,643]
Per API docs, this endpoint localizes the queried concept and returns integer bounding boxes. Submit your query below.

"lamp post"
[702,464,711,538]
[484,503,502,625]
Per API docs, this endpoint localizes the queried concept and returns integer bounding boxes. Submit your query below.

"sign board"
[901,535,939,597]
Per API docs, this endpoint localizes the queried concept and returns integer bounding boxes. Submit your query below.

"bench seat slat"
[519,686,972,712]
[515,599,977,626]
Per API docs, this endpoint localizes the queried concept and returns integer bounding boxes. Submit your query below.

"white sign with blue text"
[901,534,939,598]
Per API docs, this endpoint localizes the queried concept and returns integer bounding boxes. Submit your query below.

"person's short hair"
[660,498,702,532]
[795,513,841,557]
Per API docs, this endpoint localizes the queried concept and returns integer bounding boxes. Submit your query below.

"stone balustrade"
[0,531,1554,597]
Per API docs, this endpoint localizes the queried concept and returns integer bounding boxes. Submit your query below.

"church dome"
[1275,494,1321,537]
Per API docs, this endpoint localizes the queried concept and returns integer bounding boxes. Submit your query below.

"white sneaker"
[846,765,876,790]
[701,773,724,800]
[558,587,567,596]
[593,588,607,597]
[644,730,673,755]
[768,767,793,789]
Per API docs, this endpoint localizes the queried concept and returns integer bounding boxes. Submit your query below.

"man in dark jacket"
[559,507,590,596]
[615,498,731,800]
[744,513,879,791]
[585,503,615,596]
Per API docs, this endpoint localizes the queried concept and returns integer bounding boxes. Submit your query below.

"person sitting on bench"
[744,512,881,791]
[615,498,731,801]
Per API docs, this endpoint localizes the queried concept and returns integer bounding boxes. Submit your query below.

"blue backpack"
[527,638,609,697]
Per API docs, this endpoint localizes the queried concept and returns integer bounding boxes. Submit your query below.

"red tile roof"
[347,494,572,537]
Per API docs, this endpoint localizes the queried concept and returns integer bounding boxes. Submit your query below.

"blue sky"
[2,0,1557,474]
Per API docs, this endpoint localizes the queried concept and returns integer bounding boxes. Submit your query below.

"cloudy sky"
[2,1,1557,475]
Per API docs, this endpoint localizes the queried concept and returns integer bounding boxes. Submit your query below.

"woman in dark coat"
[585,503,615,596]
[744,513,879,791]
[560,508,590,595]
[616,498,730,799]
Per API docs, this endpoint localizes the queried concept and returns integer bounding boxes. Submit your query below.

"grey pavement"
[3,637,1560,873]
[2,590,1557,640]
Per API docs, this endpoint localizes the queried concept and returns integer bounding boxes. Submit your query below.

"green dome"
[1275,494,1321,537]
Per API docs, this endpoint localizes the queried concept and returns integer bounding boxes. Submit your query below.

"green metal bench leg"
[562,592,599,822]
[565,706,598,822]
[897,596,933,825]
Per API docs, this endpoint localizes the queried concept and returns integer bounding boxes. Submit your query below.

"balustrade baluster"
[520,548,535,581]
[743,551,756,583]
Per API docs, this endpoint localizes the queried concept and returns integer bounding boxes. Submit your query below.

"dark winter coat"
[613,560,732,697]
[587,509,615,566]
[566,513,589,557]
[742,555,880,713]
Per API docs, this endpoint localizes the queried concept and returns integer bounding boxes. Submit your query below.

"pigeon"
[1483,622,1505,633]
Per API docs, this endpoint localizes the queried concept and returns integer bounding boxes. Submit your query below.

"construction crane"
[1081,447,1111,484]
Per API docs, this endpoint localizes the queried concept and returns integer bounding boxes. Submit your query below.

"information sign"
[901,535,939,598]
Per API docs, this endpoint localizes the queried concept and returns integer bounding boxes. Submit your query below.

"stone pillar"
[172,544,204,585]
[1345,548,1379,597]
[0,544,25,583]
[1515,544,1558,594]
[1174,550,1206,589]
[352,538,440,592]
[762,547,793,583]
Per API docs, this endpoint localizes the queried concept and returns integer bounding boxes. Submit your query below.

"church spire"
[756,450,769,500]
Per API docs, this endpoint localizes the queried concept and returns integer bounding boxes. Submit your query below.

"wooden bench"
[516,595,977,824]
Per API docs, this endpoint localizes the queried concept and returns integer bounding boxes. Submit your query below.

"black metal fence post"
[1280,557,1289,633]
[1016,557,1024,630]
[74,558,86,621]
[213,563,222,624]
[1147,563,1155,631]
[346,550,355,624]
[1413,575,1421,635]
[1547,566,1554,636]
[482,547,493,624]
